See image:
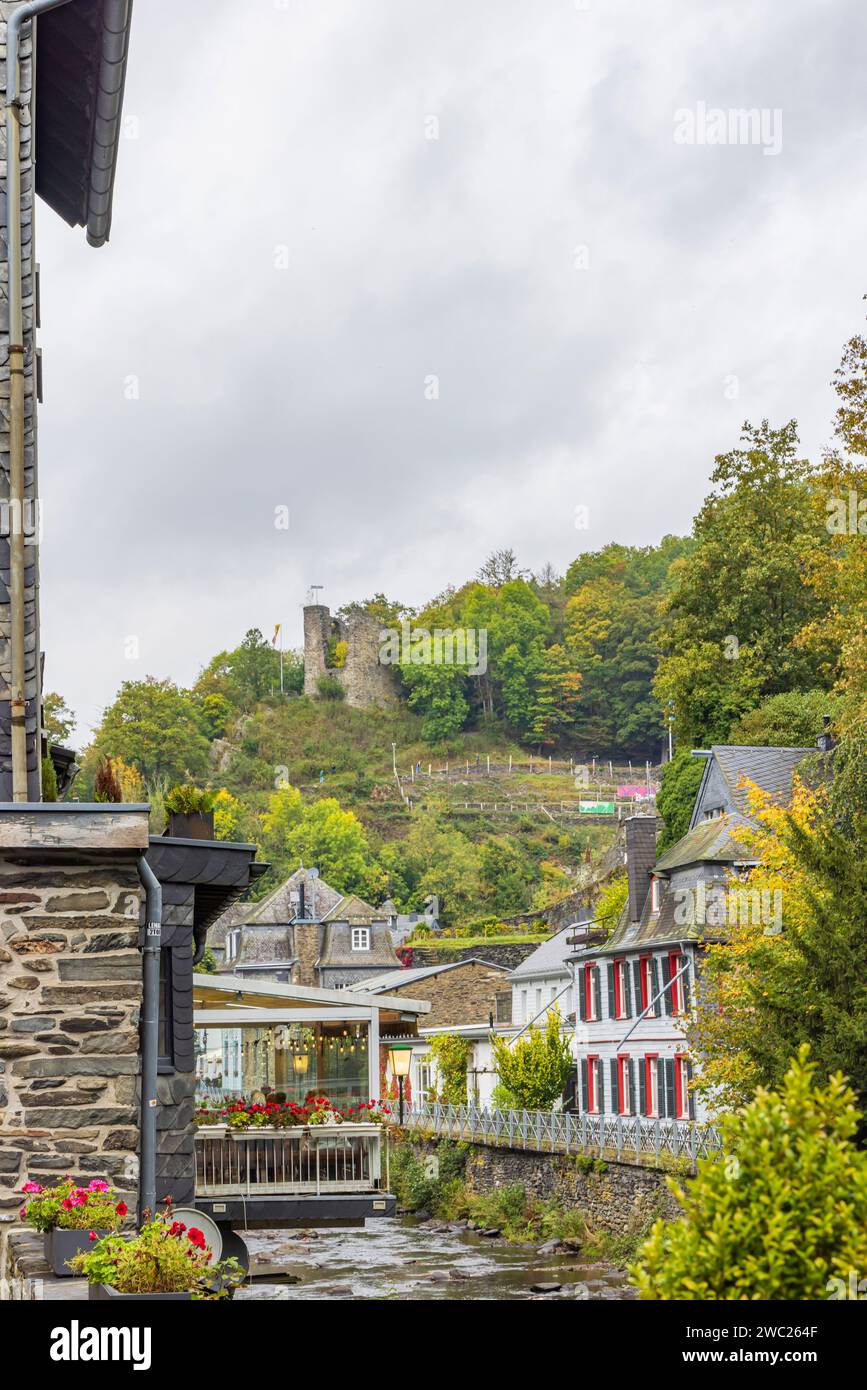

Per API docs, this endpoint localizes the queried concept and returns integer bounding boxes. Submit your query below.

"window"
[645,1054,659,1116]
[614,959,629,1019]
[587,1055,600,1112]
[668,950,681,1012]
[584,962,599,1020]
[650,878,661,912]
[521,989,528,1022]
[618,1055,631,1115]
[225,928,240,963]
[675,1054,691,1119]
[416,1058,432,1101]
[638,955,656,1016]
[351,927,370,951]
[535,987,542,1015]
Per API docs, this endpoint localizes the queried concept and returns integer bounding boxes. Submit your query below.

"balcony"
[195,1123,384,1198]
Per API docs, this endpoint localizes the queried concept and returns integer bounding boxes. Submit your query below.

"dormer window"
[225,928,240,963]
[351,927,370,951]
[650,878,661,912]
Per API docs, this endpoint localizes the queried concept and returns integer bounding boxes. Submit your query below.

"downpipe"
[137,853,162,1222]
[5,0,73,799]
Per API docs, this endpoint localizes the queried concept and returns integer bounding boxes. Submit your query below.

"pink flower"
[87,1180,109,1193]
[19,1206,26,1220]
[88,1231,98,1242]
[21,1181,43,1194]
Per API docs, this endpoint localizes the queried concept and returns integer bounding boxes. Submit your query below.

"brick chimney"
[625,816,658,924]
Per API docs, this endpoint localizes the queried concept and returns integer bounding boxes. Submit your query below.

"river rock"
[479,1227,501,1238]
[530,1282,562,1294]
[536,1239,563,1255]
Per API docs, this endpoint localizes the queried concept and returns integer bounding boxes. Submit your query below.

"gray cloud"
[34,0,867,742]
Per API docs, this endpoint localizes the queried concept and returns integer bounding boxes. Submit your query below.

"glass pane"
[194,1021,370,1108]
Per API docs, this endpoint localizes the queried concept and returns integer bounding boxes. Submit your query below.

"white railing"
[195,1123,383,1197]
[394,1103,721,1170]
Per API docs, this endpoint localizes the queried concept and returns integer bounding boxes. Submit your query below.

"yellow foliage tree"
[686,777,829,1115]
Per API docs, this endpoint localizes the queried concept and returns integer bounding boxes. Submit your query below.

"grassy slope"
[214,695,619,909]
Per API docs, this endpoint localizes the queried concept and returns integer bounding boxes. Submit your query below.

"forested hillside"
[51,305,867,925]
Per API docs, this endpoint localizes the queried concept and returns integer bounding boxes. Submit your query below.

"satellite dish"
[309,868,319,879]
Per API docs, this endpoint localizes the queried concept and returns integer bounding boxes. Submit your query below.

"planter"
[44,1228,111,1278]
[165,811,214,840]
[89,1283,191,1301]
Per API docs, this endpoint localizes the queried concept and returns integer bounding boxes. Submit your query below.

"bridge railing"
[393,1102,722,1170]
[195,1123,383,1197]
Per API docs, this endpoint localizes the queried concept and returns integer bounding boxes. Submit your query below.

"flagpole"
[280,624,284,695]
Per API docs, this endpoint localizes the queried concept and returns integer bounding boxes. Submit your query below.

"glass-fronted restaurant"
[192,973,428,1110]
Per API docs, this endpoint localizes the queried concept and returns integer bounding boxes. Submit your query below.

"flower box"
[45,1228,112,1278]
[89,1283,191,1302]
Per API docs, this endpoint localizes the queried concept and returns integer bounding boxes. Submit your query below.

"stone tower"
[302,603,398,709]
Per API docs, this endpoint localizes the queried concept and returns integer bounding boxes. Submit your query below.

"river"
[237,1217,634,1301]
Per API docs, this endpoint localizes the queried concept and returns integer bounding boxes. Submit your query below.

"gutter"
[137,853,162,1222]
[5,0,73,799]
[87,0,135,247]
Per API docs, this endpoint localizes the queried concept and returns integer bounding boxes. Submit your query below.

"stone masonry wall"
[0,855,143,1267]
[405,1134,679,1237]
[386,961,509,1030]
[302,604,397,709]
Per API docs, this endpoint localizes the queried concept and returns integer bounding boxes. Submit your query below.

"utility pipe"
[137,853,162,1223]
[5,0,72,799]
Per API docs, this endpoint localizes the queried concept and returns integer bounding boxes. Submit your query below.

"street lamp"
[388,1044,413,1125]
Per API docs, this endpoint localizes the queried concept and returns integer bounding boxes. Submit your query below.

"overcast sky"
[36,0,867,743]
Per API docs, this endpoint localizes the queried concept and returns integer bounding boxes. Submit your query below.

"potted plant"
[20,1178,128,1277]
[163,784,216,840]
[70,1205,244,1301]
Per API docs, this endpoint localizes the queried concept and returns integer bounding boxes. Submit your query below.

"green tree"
[90,678,210,784]
[194,628,295,714]
[260,785,383,899]
[491,1007,573,1110]
[728,689,836,747]
[655,421,829,746]
[429,1033,471,1105]
[655,748,704,854]
[43,691,75,747]
[633,1048,867,1300]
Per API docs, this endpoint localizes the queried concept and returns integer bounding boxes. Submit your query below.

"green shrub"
[491,1006,573,1110]
[632,1047,867,1300]
[316,675,345,700]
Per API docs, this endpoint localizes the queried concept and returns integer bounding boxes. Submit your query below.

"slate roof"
[319,918,400,972]
[323,894,383,924]
[690,744,814,827]
[509,927,580,980]
[653,813,756,873]
[234,925,295,969]
[346,957,510,994]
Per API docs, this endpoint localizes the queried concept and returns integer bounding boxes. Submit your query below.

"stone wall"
[302,604,397,709]
[383,960,509,1029]
[0,835,147,1274]
[404,1134,678,1237]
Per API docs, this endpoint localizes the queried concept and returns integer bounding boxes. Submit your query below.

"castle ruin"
[303,604,398,709]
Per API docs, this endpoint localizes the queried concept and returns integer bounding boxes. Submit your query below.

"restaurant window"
[194,1020,371,1107]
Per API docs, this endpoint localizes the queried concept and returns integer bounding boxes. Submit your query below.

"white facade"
[386,1028,500,1109]
[573,943,709,1123]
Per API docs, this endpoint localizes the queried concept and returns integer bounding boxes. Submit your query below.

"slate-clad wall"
[139,881,196,1206]
[0,9,41,799]
[0,853,143,1265]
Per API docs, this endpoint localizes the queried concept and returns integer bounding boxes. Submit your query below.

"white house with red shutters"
[569,743,819,1126]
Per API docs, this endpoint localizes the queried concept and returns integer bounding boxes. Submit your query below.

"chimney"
[817,715,834,754]
[625,816,657,924]
[293,920,320,987]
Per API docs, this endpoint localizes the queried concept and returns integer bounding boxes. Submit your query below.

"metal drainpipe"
[137,853,162,1222]
[6,0,73,799]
